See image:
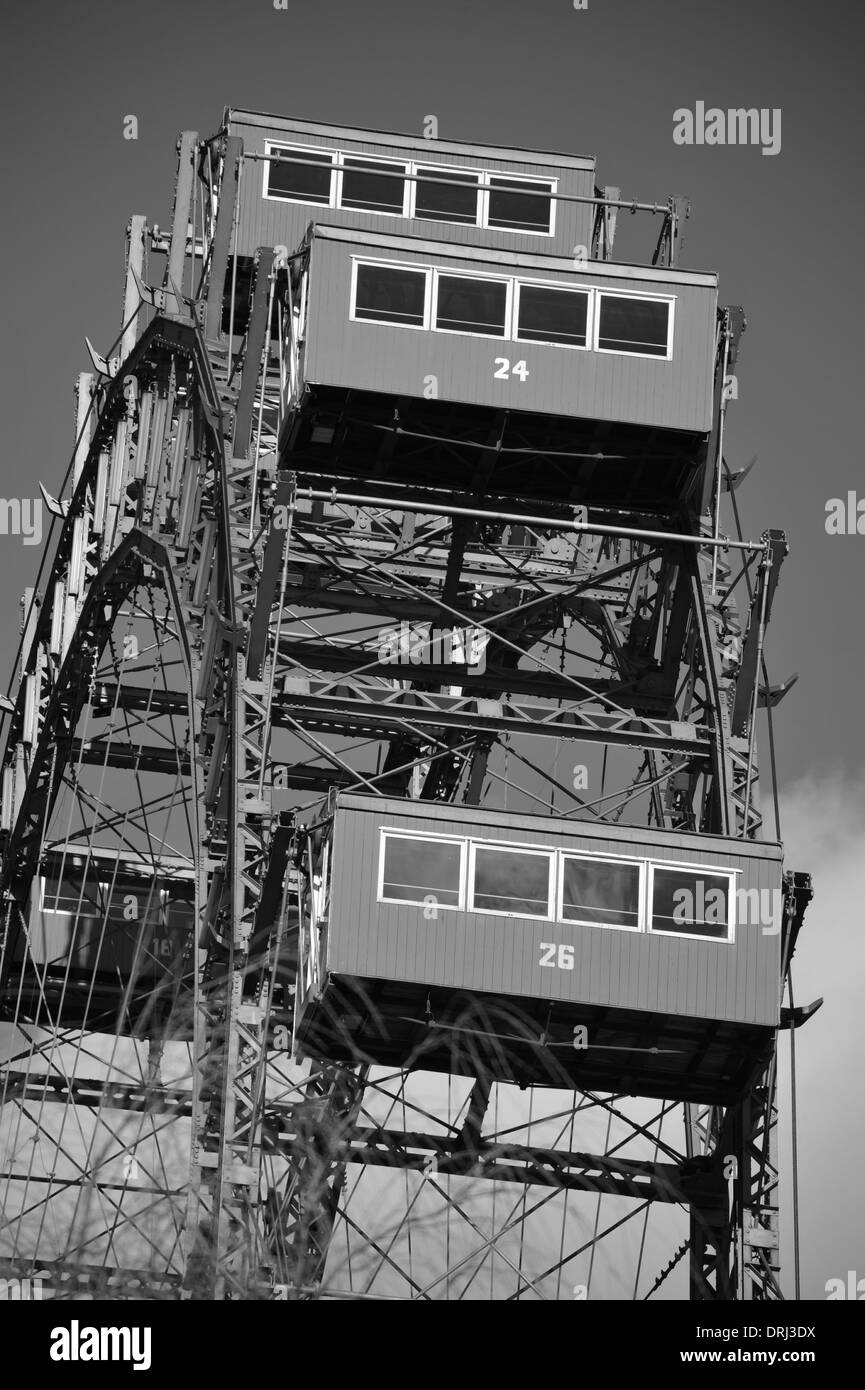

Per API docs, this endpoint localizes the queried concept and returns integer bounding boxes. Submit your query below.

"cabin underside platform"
[2,966,196,1037]
[295,973,776,1105]
[279,386,708,514]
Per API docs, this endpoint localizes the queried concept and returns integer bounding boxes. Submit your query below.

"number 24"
[494,357,529,381]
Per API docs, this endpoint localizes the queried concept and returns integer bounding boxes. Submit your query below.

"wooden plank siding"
[226,110,596,260]
[324,794,783,1028]
[301,227,718,432]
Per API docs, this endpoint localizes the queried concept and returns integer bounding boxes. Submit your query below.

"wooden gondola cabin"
[294,795,786,1104]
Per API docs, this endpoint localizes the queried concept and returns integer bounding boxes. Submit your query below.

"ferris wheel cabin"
[292,794,790,1105]
[221,109,720,512]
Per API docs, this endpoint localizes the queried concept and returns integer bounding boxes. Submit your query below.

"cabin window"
[353,262,429,328]
[40,876,100,917]
[435,274,509,337]
[485,176,555,234]
[649,865,733,940]
[470,844,553,917]
[40,876,170,924]
[516,284,589,348]
[596,293,672,357]
[379,833,463,908]
[414,167,480,224]
[340,156,407,215]
[266,146,334,205]
[559,855,642,930]
[263,144,556,235]
[347,261,678,362]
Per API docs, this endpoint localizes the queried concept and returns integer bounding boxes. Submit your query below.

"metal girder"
[165,131,199,314]
[273,683,710,756]
[1,1069,717,1204]
[2,1071,195,1117]
[68,738,193,776]
[204,135,242,342]
[0,1256,183,1299]
[731,530,787,739]
[94,660,677,717]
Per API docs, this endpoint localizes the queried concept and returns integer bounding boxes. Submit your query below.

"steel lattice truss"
[0,130,811,1300]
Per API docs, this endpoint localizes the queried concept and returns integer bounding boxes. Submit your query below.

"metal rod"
[788,968,801,1300]
[711,324,731,592]
[226,155,242,381]
[165,132,198,316]
[741,549,772,829]
[249,271,276,540]
[302,487,765,553]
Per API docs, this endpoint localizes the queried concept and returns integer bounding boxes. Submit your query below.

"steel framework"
[0,127,812,1300]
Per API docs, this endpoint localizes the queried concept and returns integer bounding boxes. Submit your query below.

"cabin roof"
[224,107,597,173]
[329,791,782,859]
[304,221,719,288]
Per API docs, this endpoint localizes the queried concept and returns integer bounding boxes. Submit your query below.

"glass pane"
[561,858,641,928]
[354,264,427,326]
[341,157,405,214]
[472,847,551,917]
[598,296,670,355]
[42,876,99,916]
[382,836,461,907]
[651,868,730,939]
[415,168,479,224]
[267,148,332,203]
[435,275,508,336]
[487,177,552,233]
[517,285,588,346]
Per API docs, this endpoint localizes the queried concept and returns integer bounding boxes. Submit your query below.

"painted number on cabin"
[493,357,530,381]
[539,942,574,970]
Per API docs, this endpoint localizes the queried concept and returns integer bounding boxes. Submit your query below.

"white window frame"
[431,266,514,342]
[345,264,679,364]
[593,288,676,362]
[349,258,432,332]
[38,874,170,935]
[39,873,103,918]
[261,144,559,238]
[481,171,557,238]
[372,825,745,944]
[468,840,556,921]
[557,849,645,932]
[262,140,338,208]
[646,860,737,944]
[408,162,483,226]
[336,150,411,220]
[513,278,594,352]
[377,829,466,911]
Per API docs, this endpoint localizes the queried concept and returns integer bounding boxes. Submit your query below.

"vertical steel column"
[121,215,147,359]
[205,136,243,343]
[165,131,199,314]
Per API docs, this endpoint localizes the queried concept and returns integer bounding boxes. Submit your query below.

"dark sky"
[1,0,863,1298]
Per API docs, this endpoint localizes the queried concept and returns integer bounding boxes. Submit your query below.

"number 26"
[539,942,574,970]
